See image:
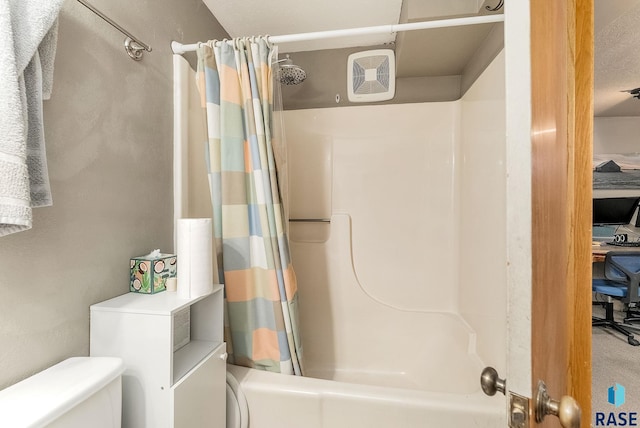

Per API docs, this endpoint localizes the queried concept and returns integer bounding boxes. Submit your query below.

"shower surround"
[175,49,507,427]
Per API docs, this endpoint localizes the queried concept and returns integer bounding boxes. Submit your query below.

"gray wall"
[0,0,226,389]
[594,117,640,154]
[280,24,503,110]
[280,46,462,110]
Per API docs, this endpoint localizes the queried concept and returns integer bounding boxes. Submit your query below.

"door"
[173,343,227,428]
[530,0,592,427]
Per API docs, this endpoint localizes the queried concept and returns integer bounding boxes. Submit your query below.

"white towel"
[0,0,64,237]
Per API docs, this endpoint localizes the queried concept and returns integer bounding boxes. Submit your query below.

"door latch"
[480,368,582,428]
[480,367,529,428]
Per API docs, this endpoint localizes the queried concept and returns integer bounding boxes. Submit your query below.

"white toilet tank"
[0,357,125,428]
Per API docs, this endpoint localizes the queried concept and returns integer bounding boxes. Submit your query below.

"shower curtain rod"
[170,14,504,55]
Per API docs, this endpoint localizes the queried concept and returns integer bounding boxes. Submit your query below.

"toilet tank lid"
[0,357,125,428]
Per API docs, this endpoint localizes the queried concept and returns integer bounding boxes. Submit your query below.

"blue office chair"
[592,251,640,346]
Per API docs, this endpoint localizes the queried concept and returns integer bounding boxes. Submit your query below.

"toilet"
[0,357,125,428]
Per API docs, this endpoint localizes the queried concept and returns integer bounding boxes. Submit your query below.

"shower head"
[276,55,306,85]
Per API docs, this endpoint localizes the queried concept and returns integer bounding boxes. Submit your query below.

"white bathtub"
[227,363,504,428]
[226,214,506,428]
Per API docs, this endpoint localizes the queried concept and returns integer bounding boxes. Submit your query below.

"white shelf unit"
[90,286,225,428]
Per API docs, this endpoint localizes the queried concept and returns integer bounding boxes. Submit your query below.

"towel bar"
[289,219,331,223]
[77,0,151,60]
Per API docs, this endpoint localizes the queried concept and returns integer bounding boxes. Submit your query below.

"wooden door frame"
[570,0,594,422]
[530,0,593,426]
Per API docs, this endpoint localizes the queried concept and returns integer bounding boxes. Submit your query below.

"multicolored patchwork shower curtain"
[196,38,303,375]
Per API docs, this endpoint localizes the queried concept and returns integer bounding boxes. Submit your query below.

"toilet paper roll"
[165,277,177,292]
[177,218,213,299]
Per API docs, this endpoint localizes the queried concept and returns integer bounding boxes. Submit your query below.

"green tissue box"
[130,253,177,294]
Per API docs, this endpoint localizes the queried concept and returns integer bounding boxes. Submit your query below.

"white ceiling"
[201,0,404,53]
[201,0,496,53]
[595,0,640,117]
[202,0,640,117]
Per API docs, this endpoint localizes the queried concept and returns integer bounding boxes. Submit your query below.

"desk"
[592,243,640,263]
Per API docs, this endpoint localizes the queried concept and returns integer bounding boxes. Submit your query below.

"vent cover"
[347,49,396,102]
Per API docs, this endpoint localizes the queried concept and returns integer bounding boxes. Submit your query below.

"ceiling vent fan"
[347,49,396,102]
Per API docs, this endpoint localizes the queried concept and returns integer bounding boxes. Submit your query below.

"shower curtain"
[196,38,303,375]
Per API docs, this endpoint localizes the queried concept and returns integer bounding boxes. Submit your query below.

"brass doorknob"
[535,380,581,428]
[480,366,506,396]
